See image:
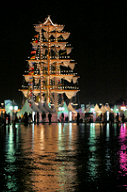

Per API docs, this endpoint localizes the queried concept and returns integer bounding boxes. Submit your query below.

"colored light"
[69,111,72,121]
[14,106,18,110]
[120,106,126,111]
[90,108,95,112]
[9,106,13,110]
[107,111,109,121]
[58,107,65,111]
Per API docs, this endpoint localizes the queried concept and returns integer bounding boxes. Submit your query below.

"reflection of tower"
[29,123,78,191]
[19,16,80,110]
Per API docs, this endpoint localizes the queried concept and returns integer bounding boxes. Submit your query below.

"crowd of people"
[84,112,126,124]
[22,112,52,125]
[0,111,126,126]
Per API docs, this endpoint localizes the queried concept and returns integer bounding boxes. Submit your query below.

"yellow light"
[121,106,126,111]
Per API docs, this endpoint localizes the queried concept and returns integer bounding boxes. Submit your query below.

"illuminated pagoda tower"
[19,16,80,112]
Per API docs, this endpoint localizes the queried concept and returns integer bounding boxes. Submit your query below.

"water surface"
[0,123,127,191]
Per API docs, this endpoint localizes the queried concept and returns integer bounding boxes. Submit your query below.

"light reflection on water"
[0,123,127,192]
[88,123,97,179]
[118,124,127,175]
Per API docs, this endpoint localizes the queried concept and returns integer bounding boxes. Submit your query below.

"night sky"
[0,0,126,106]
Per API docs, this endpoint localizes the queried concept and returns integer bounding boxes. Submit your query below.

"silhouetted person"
[48,113,52,124]
[28,113,32,123]
[77,112,80,125]
[14,112,18,123]
[122,114,125,123]
[3,112,7,126]
[80,118,83,123]
[24,112,28,125]
[103,113,107,124]
[116,113,119,123]
[100,113,103,122]
[37,112,39,124]
[0,116,2,125]
[8,113,10,125]
[109,112,114,125]
[34,113,37,123]
[89,116,93,123]
[0,112,4,126]
[61,113,64,122]
[65,116,69,122]
[42,112,46,122]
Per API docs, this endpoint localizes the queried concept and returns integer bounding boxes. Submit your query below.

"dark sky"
[0,0,126,105]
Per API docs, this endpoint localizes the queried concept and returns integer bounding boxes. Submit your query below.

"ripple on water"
[0,123,127,192]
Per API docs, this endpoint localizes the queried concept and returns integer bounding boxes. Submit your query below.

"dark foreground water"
[0,123,127,192]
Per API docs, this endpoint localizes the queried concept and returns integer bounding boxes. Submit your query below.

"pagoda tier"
[19,16,80,108]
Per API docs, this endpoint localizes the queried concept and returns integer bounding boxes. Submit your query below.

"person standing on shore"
[61,113,64,123]
[37,112,39,124]
[42,112,46,123]
[48,113,52,124]
[77,112,80,125]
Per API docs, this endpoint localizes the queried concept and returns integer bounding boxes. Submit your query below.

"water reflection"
[106,123,110,140]
[0,123,127,191]
[105,123,111,172]
[4,125,17,191]
[118,123,127,175]
[20,123,78,191]
[88,123,97,179]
